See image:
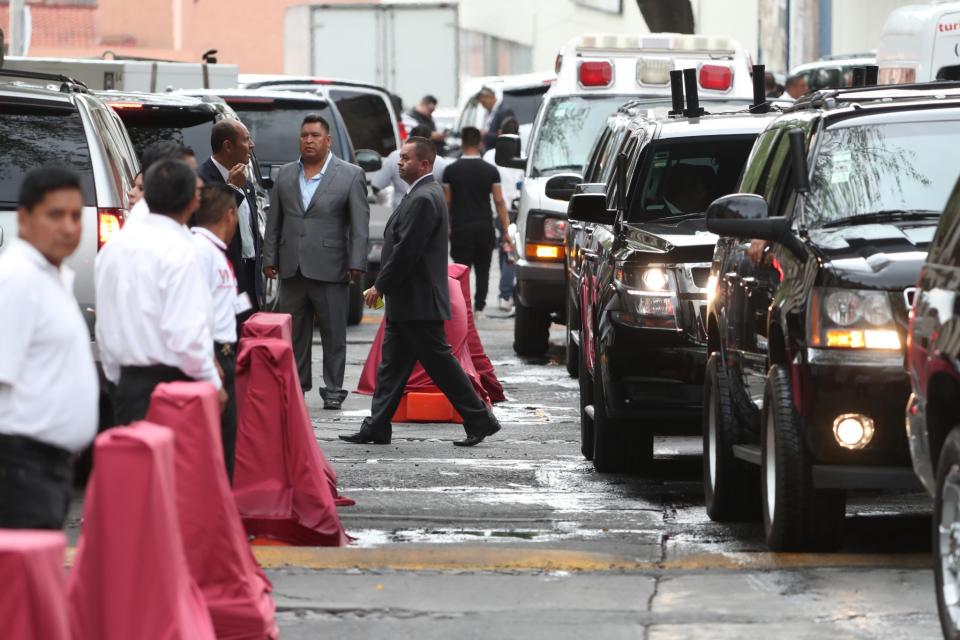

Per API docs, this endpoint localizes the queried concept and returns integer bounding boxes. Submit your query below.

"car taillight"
[98,208,126,250]
[543,218,567,241]
[526,244,565,261]
[699,64,733,91]
[106,102,144,110]
[578,61,613,88]
[398,120,408,142]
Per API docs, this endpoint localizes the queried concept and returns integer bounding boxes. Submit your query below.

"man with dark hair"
[198,118,262,315]
[129,140,198,222]
[406,94,445,150]
[96,158,225,425]
[483,117,523,313]
[371,124,448,209]
[341,137,502,447]
[476,86,516,151]
[263,112,370,410]
[191,184,243,481]
[781,74,809,100]
[443,126,514,313]
[0,167,97,529]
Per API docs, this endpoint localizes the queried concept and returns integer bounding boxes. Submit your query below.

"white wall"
[693,0,760,59]
[830,0,916,55]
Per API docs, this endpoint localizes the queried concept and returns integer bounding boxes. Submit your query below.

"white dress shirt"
[210,156,255,259]
[0,239,98,451]
[370,150,447,209]
[127,197,150,224]
[95,212,221,389]
[191,227,239,345]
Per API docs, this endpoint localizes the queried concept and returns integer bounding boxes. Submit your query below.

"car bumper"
[516,258,564,311]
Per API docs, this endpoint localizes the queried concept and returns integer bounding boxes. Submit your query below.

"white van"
[497,33,755,357]
[878,1,960,83]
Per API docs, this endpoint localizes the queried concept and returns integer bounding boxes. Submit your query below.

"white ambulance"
[878,1,960,83]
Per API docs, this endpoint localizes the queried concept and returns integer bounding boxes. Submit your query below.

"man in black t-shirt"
[443,126,514,312]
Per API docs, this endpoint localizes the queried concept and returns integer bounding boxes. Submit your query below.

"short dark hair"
[182,146,196,159]
[195,183,236,227]
[460,126,481,148]
[404,136,436,165]
[142,140,185,174]
[498,117,519,136]
[301,113,330,133]
[143,158,197,216]
[18,166,84,210]
[409,124,432,138]
[421,94,438,106]
[211,119,240,153]
[476,86,495,99]
[786,74,805,87]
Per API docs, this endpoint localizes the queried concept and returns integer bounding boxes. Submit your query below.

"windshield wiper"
[820,209,940,228]
[539,164,583,174]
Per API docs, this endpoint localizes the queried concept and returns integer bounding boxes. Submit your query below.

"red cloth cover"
[451,263,506,402]
[0,530,70,640]
[235,338,349,546]
[357,264,502,404]
[146,382,277,640]
[241,312,293,345]
[69,424,216,640]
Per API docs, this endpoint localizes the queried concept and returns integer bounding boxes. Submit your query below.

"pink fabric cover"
[69,424,216,640]
[146,382,278,640]
[240,312,293,345]
[356,264,503,404]
[0,530,70,640]
[235,338,349,546]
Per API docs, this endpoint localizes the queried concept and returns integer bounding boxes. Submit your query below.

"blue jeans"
[496,218,515,301]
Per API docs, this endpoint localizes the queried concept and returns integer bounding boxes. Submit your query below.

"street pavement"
[67,269,942,638]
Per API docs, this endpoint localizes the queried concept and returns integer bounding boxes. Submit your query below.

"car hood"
[807,222,935,290]
[623,216,718,257]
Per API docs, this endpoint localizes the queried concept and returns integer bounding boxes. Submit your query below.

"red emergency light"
[578,61,613,88]
[699,64,733,91]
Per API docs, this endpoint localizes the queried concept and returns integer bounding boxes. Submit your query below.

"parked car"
[566,69,776,473]
[789,53,877,92]
[497,32,757,358]
[703,82,960,551]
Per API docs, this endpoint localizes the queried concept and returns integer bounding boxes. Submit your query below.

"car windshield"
[804,120,960,227]
[231,104,342,166]
[531,95,633,177]
[628,136,757,222]
[502,86,550,126]
[329,89,396,157]
[119,109,216,164]
[0,106,96,206]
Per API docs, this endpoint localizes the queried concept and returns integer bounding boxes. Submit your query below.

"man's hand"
[747,239,769,264]
[363,286,381,308]
[347,269,365,281]
[228,163,247,189]
[218,387,229,412]
[263,265,278,279]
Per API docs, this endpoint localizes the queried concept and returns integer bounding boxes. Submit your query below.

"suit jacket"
[263,154,369,283]
[483,103,516,151]
[374,175,451,324]
[197,157,263,303]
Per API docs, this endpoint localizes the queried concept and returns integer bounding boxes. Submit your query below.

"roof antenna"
[865,65,879,86]
[682,68,704,118]
[852,67,866,87]
[668,70,685,117]
[751,64,770,113]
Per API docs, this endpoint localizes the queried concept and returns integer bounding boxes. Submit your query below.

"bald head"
[211,119,254,167]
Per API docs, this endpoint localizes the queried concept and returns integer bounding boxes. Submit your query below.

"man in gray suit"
[339,137,502,447]
[262,114,369,409]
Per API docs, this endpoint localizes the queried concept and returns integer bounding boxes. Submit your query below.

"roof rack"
[786,80,960,112]
[0,68,90,94]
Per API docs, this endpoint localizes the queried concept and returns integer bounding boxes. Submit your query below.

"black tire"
[934,428,960,640]
[564,292,580,378]
[579,331,594,461]
[761,365,845,551]
[703,353,760,522]
[513,295,550,357]
[347,279,364,326]
[592,356,653,474]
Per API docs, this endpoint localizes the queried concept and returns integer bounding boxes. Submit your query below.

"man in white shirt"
[0,167,98,529]
[191,184,245,481]
[370,125,447,209]
[482,117,524,313]
[96,158,225,425]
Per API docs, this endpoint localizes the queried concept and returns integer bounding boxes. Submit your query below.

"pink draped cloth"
[241,312,293,345]
[234,338,349,545]
[69,424,216,640]
[146,382,277,639]
[0,530,70,640]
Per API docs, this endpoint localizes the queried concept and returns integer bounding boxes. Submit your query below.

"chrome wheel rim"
[764,410,777,523]
[939,464,960,632]
[707,382,718,490]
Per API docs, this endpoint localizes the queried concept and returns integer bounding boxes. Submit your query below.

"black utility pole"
[634,0,695,34]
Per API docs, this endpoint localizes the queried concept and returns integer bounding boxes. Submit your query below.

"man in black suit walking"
[198,119,262,312]
[340,137,502,447]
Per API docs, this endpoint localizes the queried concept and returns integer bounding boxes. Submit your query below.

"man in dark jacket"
[477,86,516,151]
[340,137,502,447]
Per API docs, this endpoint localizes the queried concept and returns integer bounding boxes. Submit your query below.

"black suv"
[567,72,777,474]
[703,83,960,551]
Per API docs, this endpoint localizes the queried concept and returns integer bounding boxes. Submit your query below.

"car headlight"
[811,287,901,350]
[615,264,672,292]
[613,264,677,328]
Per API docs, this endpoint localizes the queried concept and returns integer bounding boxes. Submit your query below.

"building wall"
[97,0,174,49]
[830,0,915,55]
[692,0,759,59]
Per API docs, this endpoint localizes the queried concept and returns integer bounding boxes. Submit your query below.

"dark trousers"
[114,365,191,426]
[451,226,495,311]
[279,272,349,402]
[236,257,260,320]
[366,321,495,436]
[215,343,237,483]
[0,434,73,529]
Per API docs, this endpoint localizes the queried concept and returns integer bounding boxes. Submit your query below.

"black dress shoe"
[453,420,501,447]
[339,430,391,445]
[324,399,342,410]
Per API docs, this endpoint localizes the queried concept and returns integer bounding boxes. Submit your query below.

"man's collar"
[10,237,60,273]
[408,173,434,191]
[144,212,188,234]
[210,156,231,181]
[300,152,333,178]
[191,226,227,249]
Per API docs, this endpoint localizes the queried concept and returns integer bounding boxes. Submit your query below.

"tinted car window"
[119,109,216,164]
[804,120,960,227]
[0,105,96,206]
[329,89,396,157]
[502,85,549,125]
[531,95,633,177]
[230,103,342,165]
[628,136,757,221]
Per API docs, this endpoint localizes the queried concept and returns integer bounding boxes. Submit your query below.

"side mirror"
[495,134,525,170]
[356,149,383,173]
[569,192,615,225]
[788,128,810,193]
[706,193,806,261]
[544,173,583,202]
